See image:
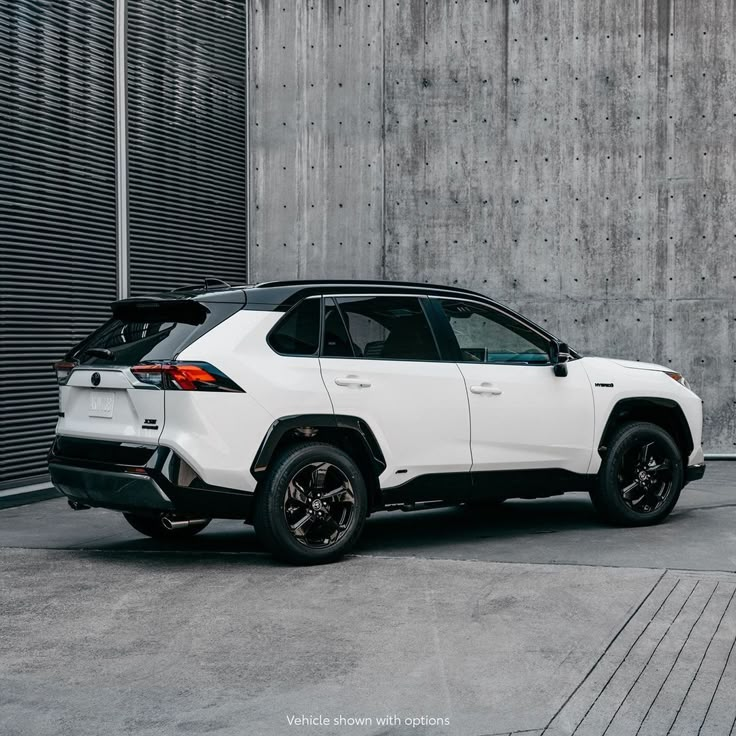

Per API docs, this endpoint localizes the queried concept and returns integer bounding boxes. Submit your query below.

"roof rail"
[254,279,479,295]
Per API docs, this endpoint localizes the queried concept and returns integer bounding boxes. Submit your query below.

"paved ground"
[1,464,735,735]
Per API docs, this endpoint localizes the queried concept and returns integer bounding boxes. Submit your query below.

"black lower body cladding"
[48,436,254,519]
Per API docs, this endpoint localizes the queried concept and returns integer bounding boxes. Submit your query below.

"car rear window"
[69,299,241,366]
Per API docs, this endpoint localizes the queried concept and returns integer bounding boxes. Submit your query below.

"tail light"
[130,361,243,392]
[53,360,76,385]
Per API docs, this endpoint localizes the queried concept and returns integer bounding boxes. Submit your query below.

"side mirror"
[549,341,570,377]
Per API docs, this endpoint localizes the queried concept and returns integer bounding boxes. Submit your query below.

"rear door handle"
[469,383,502,395]
[334,376,371,388]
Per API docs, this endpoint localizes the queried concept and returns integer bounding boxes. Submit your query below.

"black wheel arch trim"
[597,398,694,461]
[251,414,387,479]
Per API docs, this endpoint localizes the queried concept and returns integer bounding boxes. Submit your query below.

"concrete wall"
[249,0,736,452]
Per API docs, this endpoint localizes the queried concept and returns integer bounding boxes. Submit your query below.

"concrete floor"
[0,464,735,735]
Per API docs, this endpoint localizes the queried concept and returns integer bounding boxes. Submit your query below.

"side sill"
[379,468,597,506]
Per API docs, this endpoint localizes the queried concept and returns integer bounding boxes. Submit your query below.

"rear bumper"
[684,463,706,486]
[50,462,175,512]
[48,436,254,519]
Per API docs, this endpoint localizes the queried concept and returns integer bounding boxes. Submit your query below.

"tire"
[591,421,684,526]
[254,442,368,565]
[123,513,210,539]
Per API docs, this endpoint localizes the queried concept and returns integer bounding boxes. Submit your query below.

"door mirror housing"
[549,341,570,377]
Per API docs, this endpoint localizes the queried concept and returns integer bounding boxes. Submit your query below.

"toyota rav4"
[49,279,705,564]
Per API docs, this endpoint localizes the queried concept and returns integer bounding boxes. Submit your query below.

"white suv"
[49,279,705,564]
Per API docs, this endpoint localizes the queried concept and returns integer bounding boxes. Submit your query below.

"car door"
[431,297,595,476]
[318,294,471,493]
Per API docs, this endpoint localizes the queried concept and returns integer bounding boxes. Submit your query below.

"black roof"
[111,278,568,349]
[129,278,486,306]
[246,280,572,353]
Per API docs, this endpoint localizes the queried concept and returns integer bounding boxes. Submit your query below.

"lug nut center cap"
[638,470,649,482]
[312,499,323,510]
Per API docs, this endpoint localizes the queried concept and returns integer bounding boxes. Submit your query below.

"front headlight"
[664,371,690,390]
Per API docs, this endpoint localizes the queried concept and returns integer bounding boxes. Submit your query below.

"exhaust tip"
[161,516,210,530]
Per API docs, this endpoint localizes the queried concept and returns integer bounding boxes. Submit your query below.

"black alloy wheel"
[254,442,368,565]
[591,421,683,526]
[284,461,356,548]
[616,440,674,514]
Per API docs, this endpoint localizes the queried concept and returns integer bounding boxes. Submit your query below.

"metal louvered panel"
[127,0,247,295]
[0,1,116,489]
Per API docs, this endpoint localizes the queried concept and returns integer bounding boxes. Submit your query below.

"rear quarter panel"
[172,309,334,490]
[160,392,274,492]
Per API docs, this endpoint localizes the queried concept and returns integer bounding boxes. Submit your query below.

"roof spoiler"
[110,298,209,325]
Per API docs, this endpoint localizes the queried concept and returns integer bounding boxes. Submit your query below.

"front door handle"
[334,376,371,388]
[469,383,502,395]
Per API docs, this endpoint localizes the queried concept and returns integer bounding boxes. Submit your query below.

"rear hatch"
[56,294,243,445]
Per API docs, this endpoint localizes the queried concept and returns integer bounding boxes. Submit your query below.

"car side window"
[328,296,439,361]
[438,299,550,364]
[268,297,321,356]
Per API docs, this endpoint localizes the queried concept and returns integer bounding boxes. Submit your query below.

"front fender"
[581,358,702,474]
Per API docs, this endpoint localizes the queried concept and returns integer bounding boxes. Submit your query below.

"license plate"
[89,390,114,418]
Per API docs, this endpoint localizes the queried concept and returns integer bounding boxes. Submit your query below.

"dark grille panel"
[126,0,247,295]
[0,1,116,489]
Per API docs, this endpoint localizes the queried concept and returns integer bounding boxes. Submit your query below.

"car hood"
[609,358,670,373]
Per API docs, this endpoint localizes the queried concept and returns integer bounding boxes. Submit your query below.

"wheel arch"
[250,414,386,509]
[597,398,693,464]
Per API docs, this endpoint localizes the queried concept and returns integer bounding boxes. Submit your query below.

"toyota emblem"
[91,372,101,387]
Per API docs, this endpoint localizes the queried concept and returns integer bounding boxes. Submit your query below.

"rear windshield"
[69,300,241,366]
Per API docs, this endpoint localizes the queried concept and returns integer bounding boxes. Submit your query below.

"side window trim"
[424,297,462,361]
[320,296,356,358]
[431,296,553,366]
[419,297,444,362]
[318,296,326,356]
